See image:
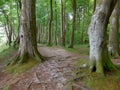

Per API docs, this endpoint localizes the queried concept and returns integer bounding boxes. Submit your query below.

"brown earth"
[0,46,89,90]
[0,46,120,90]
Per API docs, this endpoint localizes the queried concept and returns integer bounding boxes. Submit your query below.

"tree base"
[89,59,117,75]
[8,52,44,65]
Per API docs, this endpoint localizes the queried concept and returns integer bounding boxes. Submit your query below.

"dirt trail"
[0,46,88,90]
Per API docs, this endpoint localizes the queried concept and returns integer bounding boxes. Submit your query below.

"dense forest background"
[0,0,120,90]
[0,0,93,47]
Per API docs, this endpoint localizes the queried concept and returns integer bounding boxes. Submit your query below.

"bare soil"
[0,46,88,90]
[0,46,120,90]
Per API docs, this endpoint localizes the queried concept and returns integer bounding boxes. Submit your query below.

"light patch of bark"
[88,0,117,74]
[109,2,120,57]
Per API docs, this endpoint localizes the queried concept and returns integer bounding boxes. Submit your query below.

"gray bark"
[11,0,43,64]
[88,0,117,74]
[109,1,120,57]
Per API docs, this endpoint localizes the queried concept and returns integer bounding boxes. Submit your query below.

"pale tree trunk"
[69,0,76,48]
[10,0,43,65]
[109,1,120,57]
[88,0,117,74]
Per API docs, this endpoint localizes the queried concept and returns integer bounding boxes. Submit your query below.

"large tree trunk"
[11,0,43,64]
[88,0,117,74]
[69,0,76,48]
[109,1,120,57]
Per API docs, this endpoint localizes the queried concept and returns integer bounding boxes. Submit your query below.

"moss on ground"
[6,59,38,75]
[0,46,17,63]
[65,44,89,55]
[65,45,120,90]
[0,45,39,75]
[2,85,9,90]
[73,59,120,90]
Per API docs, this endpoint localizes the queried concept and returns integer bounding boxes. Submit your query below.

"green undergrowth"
[6,59,39,75]
[0,46,17,63]
[65,44,89,55]
[86,72,120,90]
[0,43,9,52]
[73,59,120,90]
[2,85,9,90]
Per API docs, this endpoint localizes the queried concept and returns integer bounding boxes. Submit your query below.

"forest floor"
[0,45,120,90]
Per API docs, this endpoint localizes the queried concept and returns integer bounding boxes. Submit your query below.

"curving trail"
[0,46,88,90]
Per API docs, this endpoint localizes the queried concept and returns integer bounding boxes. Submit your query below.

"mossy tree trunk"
[11,0,43,64]
[109,1,120,57]
[88,0,117,74]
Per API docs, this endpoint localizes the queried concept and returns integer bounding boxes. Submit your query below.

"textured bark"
[69,0,76,48]
[109,1,120,57]
[11,0,43,64]
[88,0,117,74]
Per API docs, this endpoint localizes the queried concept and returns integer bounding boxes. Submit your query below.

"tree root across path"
[1,46,89,90]
[8,51,44,65]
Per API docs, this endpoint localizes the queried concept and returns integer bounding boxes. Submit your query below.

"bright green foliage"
[36,0,94,45]
[0,0,95,46]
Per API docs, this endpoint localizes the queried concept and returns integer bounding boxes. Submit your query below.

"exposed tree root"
[89,59,117,75]
[8,51,44,65]
[103,59,117,71]
[27,81,33,90]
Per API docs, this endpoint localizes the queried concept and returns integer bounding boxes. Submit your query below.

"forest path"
[0,46,88,90]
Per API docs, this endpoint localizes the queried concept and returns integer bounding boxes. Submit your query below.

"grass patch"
[6,59,39,75]
[85,72,120,90]
[73,59,120,90]
[0,46,17,63]
[2,85,9,90]
[0,43,9,52]
[65,44,89,55]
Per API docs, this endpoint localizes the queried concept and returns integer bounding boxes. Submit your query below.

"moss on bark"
[9,51,44,65]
